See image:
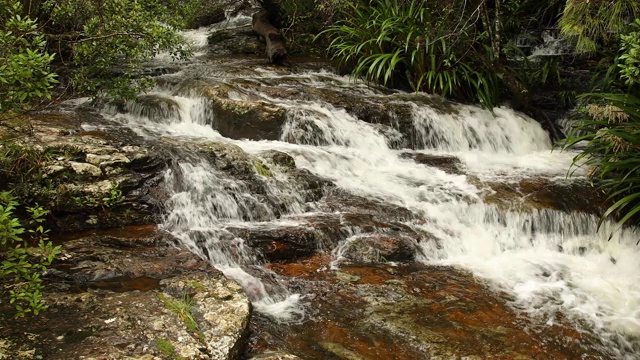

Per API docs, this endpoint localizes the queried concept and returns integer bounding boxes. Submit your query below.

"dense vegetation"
[0,0,212,316]
[562,18,640,231]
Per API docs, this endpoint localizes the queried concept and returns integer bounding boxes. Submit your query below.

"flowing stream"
[95,16,640,358]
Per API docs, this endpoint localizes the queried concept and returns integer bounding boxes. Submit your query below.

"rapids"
[95,15,640,359]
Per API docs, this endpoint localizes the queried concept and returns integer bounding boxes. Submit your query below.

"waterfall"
[94,23,640,357]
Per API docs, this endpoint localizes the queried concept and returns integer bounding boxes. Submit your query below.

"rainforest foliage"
[563,18,640,231]
[0,0,213,109]
[0,0,211,317]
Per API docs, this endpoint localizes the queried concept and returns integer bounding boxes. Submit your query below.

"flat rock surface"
[0,230,251,360]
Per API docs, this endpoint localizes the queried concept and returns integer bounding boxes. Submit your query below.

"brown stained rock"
[340,233,419,263]
[256,262,609,359]
[478,177,607,215]
[227,210,427,263]
[226,224,325,262]
[52,234,212,283]
[318,190,415,223]
[0,234,251,360]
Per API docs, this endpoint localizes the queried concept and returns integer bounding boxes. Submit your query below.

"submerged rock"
[255,262,608,359]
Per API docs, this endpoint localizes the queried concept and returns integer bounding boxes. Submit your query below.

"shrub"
[0,0,57,114]
[563,19,640,231]
[0,191,60,317]
[41,0,193,100]
[319,0,520,108]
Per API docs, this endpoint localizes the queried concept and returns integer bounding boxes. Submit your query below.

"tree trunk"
[252,10,288,65]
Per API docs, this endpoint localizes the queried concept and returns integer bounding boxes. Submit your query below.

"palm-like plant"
[319,0,502,108]
[563,19,640,232]
[559,0,640,54]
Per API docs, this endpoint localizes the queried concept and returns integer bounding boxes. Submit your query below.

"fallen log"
[252,10,288,65]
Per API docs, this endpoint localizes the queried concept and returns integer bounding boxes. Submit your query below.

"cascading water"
[96,17,640,358]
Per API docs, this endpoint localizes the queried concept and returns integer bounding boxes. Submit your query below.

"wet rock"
[189,6,226,28]
[228,210,426,263]
[319,190,415,223]
[226,224,325,261]
[53,233,214,283]
[122,145,163,171]
[287,168,334,202]
[174,139,260,181]
[122,94,182,122]
[209,27,263,55]
[257,263,608,359]
[479,177,607,214]
[197,84,287,141]
[400,152,464,175]
[319,342,370,360]
[340,233,419,263]
[260,150,296,170]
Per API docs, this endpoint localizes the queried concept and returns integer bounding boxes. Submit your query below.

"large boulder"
[201,84,288,141]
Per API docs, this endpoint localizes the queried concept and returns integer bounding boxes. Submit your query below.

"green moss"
[156,338,185,360]
[158,293,205,343]
[220,100,251,115]
[252,159,272,177]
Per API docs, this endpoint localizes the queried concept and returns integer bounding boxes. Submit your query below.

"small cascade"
[161,158,307,321]
[530,30,571,58]
[408,103,552,153]
[90,20,640,358]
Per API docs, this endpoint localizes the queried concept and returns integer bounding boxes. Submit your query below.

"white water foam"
[161,160,307,322]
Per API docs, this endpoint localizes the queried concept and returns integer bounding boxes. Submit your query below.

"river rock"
[119,94,182,122]
[226,224,327,261]
[479,177,607,214]
[209,27,263,55]
[187,84,287,141]
[0,232,251,360]
[249,351,303,360]
[318,190,415,223]
[0,111,166,232]
[400,152,465,175]
[339,233,419,263]
[256,262,607,359]
[69,161,103,177]
[259,150,296,170]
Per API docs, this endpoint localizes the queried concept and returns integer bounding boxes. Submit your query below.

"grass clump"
[159,292,205,342]
[156,338,185,360]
